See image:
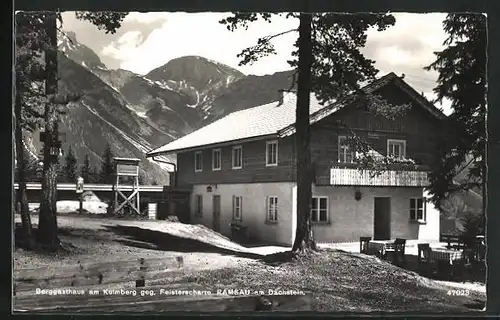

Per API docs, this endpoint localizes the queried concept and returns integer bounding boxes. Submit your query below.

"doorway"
[212,195,221,232]
[374,197,391,240]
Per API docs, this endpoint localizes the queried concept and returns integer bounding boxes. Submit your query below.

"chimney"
[277,89,286,105]
[277,89,297,105]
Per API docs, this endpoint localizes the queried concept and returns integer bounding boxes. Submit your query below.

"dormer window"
[387,139,406,160]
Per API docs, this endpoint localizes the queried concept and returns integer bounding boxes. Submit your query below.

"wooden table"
[430,248,464,264]
[368,240,395,258]
[430,248,465,279]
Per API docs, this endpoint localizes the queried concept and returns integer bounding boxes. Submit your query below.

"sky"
[61,12,452,113]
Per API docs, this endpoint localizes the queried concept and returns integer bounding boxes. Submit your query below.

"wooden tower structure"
[113,157,141,215]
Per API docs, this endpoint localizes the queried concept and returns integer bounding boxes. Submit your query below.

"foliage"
[459,212,484,238]
[220,13,415,174]
[74,11,128,34]
[62,146,77,182]
[424,13,487,206]
[15,12,81,129]
[99,143,115,184]
[81,154,96,183]
[220,12,409,251]
[221,13,395,103]
[138,171,145,185]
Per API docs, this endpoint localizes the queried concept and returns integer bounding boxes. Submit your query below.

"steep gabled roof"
[147,72,446,157]
[147,93,326,156]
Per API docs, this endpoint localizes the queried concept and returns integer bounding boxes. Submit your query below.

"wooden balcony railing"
[328,167,429,187]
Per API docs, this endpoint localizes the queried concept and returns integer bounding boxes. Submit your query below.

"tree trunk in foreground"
[37,13,60,250]
[292,13,316,253]
[15,77,34,249]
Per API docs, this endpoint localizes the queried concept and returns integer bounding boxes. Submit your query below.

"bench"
[14,256,185,295]
[13,255,314,312]
[440,234,460,249]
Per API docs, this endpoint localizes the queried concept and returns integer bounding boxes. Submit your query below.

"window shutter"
[240,197,243,220]
[266,197,269,220]
[275,197,278,221]
[232,196,235,219]
[423,197,427,221]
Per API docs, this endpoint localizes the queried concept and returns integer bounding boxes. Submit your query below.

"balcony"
[327,163,429,187]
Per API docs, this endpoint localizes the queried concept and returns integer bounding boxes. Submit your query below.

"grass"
[13,214,486,312]
[173,249,485,312]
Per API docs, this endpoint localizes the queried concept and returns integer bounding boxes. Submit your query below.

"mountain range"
[23,31,295,185]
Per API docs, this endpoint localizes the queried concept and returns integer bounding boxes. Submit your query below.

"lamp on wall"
[206,184,218,193]
[354,189,362,201]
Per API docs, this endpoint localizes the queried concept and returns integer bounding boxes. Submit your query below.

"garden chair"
[386,238,406,266]
[417,243,432,275]
[359,236,371,254]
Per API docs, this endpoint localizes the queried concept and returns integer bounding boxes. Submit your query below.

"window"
[194,151,203,172]
[338,136,355,163]
[266,140,278,166]
[387,139,406,160]
[212,149,221,171]
[232,146,243,169]
[232,196,242,220]
[267,196,278,222]
[311,196,329,223]
[410,197,426,222]
[195,195,203,217]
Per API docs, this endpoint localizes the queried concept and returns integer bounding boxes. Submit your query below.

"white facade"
[190,182,296,246]
[190,183,440,246]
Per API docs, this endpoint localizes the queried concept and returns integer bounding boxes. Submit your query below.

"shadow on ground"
[102,225,263,260]
[400,254,486,284]
[14,223,82,255]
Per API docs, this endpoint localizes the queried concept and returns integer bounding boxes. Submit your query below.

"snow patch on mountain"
[136,111,148,118]
[22,139,39,160]
[82,101,154,162]
[186,91,201,108]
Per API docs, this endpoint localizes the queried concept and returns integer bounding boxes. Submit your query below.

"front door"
[212,195,221,232]
[374,197,391,240]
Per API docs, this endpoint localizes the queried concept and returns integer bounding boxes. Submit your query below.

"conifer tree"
[63,146,77,182]
[99,143,115,184]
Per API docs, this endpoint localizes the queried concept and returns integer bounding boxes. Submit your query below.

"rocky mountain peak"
[66,31,77,43]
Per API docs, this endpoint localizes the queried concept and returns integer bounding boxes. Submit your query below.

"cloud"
[60,11,167,70]
[123,12,169,24]
[98,12,299,75]
[362,13,447,89]
[101,31,145,59]
[61,11,453,114]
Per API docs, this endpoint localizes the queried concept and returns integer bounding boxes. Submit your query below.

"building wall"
[420,189,441,240]
[190,182,296,246]
[176,81,445,188]
[311,82,445,184]
[310,185,440,243]
[177,136,296,187]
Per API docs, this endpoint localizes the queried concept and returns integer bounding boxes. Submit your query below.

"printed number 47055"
[447,289,470,296]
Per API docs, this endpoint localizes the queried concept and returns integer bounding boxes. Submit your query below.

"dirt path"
[14,214,265,272]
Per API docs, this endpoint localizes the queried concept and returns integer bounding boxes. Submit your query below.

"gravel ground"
[175,250,486,312]
[13,214,265,272]
[13,214,486,312]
